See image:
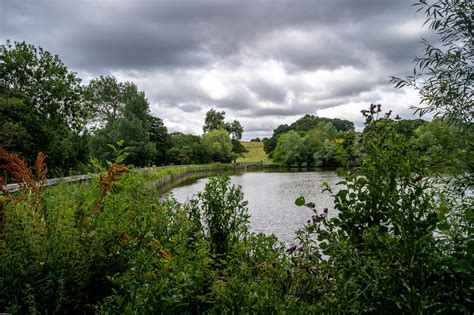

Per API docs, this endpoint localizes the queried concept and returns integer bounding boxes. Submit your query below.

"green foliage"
[264,114,354,156]
[0,41,90,173]
[203,108,227,133]
[149,116,171,165]
[414,118,473,174]
[201,129,234,163]
[0,40,86,130]
[230,138,248,161]
[87,76,158,167]
[191,176,250,255]
[167,113,244,165]
[272,131,308,166]
[227,120,244,140]
[391,0,473,124]
[272,122,351,167]
[295,105,473,313]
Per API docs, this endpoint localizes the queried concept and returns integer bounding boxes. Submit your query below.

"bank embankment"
[2,162,282,193]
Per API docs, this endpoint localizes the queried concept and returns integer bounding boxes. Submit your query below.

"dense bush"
[294,105,473,313]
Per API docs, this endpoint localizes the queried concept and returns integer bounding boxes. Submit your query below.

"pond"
[167,170,342,242]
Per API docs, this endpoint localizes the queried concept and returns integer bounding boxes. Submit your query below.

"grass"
[237,141,271,163]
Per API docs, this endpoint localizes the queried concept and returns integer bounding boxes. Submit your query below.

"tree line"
[0,41,248,175]
[264,111,470,170]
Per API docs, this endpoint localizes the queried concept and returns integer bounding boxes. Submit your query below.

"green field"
[236,141,271,163]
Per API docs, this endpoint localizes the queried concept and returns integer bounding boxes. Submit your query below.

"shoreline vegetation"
[1,161,283,194]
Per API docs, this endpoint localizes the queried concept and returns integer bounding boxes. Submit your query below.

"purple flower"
[219,275,227,281]
[236,260,242,267]
[286,244,298,253]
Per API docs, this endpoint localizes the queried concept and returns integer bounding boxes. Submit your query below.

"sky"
[0,0,433,139]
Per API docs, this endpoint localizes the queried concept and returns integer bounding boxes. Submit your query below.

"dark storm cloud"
[248,81,288,103]
[178,103,202,113]
[0,0,428,138]
[1,0,420,72]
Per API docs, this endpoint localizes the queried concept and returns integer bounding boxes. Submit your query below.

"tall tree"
[149,116,170,165]
[203,108,226,133]
[227,120,243,140]
[88,76,157,166]
[85,76,123,127]
[201,129,234,163]
[203,108,246,158]
[0,41,89,172]
[0,40,86,130]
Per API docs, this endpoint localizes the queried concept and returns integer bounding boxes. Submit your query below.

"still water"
[168,171,341,242]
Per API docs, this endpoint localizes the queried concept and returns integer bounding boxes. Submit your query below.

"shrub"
[191,176,250,255]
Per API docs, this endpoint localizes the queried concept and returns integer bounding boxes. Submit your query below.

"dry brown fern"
[34,152,48,185]
[0,149,48,231]
[0,148,38,194]
[94,163,130,212]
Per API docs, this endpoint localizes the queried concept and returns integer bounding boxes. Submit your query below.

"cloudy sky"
[0,0,432,139]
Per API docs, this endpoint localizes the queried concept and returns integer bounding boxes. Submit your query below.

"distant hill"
[236,141,271,163]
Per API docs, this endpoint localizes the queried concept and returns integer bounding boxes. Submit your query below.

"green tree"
[304,122,339,166]
[227,120,244,140]
[415,118,472,173]
[230,138,248,162]
[272,131,307,166]
[202,109,246,158]
[264,115,354,157]
[165,132,204,165]
[149,116,170,165]
[0,41,89,172]
[88,76,157,166]
[201,129,234,163]
[203,108,226,133]
[0,40,86,129]
[391,0,473,124]
[263,124,291,156]
[85,76,124,127]
[391,0,473,190]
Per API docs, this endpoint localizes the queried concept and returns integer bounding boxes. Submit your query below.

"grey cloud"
[1,0,417,73]
[248,81,288,103]
[178,103,202,113]
[0,0,429,138]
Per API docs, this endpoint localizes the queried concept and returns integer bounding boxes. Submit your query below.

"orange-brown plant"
[0,149,49,232]
[0,148,47,195]
[34,152,48,186]
[94,163,130,212]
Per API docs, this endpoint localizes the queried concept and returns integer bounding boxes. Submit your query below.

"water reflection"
[168,171,341,242]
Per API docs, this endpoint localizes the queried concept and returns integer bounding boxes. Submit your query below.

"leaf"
[295,196,305,206]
